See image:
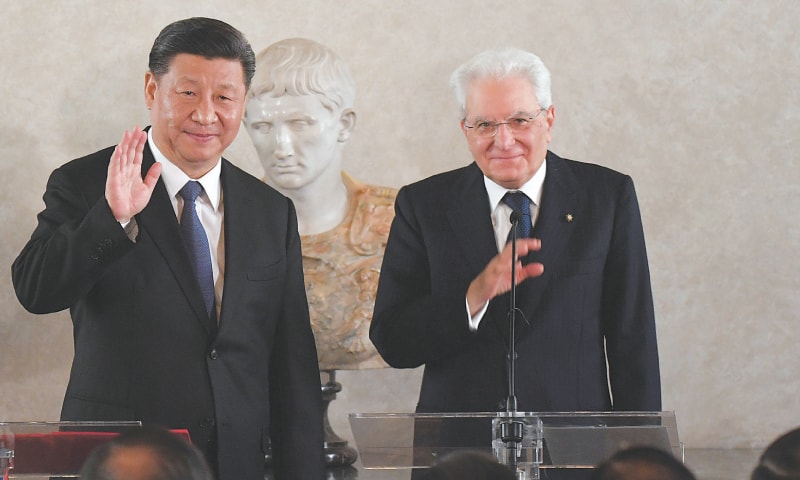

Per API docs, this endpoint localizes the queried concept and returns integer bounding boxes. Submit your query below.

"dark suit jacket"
[370,151,661,414]
[12,139,324,480]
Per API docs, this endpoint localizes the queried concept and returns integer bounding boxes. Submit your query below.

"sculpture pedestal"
[264,370,358,476]
[322,370,358,467]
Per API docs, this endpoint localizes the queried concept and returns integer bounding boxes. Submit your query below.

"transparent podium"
[349,411,681,479]
[0,421,144,479]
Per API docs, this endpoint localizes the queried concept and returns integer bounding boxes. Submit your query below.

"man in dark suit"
[11,18,324,480]
[370,47,661,416]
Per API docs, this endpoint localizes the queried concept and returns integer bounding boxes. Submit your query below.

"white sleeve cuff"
[467,297,489,331]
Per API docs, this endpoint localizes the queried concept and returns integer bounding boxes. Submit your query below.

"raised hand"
[466,238,544,316]
[105,128,162,223]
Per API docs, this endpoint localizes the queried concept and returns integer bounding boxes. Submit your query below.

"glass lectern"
[349,411,681,479]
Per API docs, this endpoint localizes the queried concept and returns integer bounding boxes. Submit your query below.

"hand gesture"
[466,238,544,316]
[105,129,162,223]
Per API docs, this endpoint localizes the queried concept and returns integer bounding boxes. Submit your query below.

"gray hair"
[248,37,355,112]
[449,47,552,118]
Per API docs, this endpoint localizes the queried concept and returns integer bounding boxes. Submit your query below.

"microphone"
[500,210,523,452]
[506,209,521,414]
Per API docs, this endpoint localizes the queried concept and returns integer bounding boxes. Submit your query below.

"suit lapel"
[136,145,217,337]
[215,160,248,331]
[446,163,499,279]
[515,152,581,321]
[443,164,514,345]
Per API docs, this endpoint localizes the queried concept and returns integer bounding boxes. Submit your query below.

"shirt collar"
[484,159,547,210]
[148,130,222,211]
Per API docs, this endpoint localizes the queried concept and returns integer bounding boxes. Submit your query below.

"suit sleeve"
[601,176,662,410]
[11,162,134,314]
[267,199,325,479]
[370,186,480,369]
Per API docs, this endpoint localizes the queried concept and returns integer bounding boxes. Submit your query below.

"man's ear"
[144,71,157,110]
[338,109,356,142]
[544,105,556,145]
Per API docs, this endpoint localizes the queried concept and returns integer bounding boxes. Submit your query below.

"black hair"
[148,17,255,89]
[422,450,516,480]
[752,427,800,480]
[591,446,696,480]
[79,426,213,480]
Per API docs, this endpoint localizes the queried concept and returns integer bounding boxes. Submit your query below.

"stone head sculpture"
[244,38,395,370]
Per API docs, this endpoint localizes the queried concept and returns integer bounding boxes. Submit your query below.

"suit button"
[209,349,218,360]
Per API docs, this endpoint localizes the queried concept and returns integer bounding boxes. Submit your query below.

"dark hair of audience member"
[752,426,800,480]
[79,426,213,480]
[422,450,516,480]
[590,446,696,480]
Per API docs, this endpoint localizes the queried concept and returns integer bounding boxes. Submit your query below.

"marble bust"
[244,38,396,370]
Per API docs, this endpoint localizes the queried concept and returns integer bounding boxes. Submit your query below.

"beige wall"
[1,0,798,450]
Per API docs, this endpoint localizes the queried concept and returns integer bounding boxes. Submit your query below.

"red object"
[12,429,192,475]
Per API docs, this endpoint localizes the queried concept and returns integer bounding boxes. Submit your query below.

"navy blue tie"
[179,181,215,319]
[503,191,533,242]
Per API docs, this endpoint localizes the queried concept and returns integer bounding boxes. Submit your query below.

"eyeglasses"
[463,109,547,138]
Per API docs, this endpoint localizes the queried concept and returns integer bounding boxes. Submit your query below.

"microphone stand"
[500,211,524,469]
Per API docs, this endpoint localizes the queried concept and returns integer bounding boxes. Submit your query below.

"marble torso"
[301,172,397,370]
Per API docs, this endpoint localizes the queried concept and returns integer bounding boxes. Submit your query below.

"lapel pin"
[565,213,574,223]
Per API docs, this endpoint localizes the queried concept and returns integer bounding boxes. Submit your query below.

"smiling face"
[244,93,353,192]
[461,75,555,189]
[145,53,248,178]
